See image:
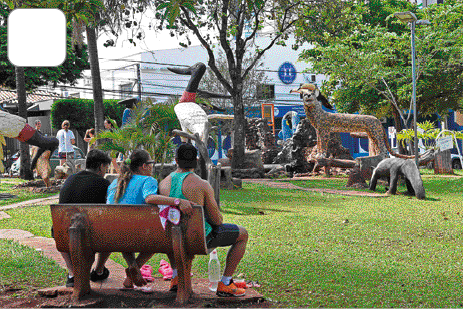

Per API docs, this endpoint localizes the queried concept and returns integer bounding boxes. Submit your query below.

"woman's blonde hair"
[113,149,153,203]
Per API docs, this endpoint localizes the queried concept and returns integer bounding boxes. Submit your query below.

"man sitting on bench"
[58,149,112,287]
[159,143,249,297]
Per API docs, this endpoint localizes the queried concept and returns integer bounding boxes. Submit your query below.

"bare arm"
[203,183,223,226]
[145,194,193,215]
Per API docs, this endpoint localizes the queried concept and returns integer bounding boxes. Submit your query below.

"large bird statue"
[0,108,58,173]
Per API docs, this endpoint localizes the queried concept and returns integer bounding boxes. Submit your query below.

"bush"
[50,99,125,136]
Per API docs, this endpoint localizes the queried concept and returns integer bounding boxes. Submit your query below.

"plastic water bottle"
[208,249,221,291]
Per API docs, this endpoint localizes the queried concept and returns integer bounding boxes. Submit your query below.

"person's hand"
[178,199,193,216]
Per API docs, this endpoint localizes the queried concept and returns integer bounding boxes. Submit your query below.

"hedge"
[50,99,125,136]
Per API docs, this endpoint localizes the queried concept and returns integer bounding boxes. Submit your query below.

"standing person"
[57,149,113,287]
[56,120,75,166]
[84,128,95,154]
[118,98,137,127]
[159,143,248,297]
[34,120,42,134]
[103,119,120,174]
[106,149,194,289]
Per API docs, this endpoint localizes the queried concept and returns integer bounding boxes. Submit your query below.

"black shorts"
[206,223,240,249]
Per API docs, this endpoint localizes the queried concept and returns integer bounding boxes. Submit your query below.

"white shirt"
[56,129,75,153]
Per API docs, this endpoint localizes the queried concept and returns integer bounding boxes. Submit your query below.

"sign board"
[436,135,453,151]
[278,62,297,84]
[261,103,275,134]
[388,126,396,138]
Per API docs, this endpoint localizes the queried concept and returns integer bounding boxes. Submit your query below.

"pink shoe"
[158,259,173,280]
[140,265,154,282]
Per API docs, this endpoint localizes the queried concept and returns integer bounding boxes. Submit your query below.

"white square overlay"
[8,8,66,67]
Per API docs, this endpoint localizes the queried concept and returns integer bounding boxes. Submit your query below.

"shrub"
[50,99,125,136]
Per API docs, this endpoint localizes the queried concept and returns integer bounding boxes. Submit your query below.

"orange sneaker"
[216,280,246,297]
[169,276,178,292]
[234,280,247,289]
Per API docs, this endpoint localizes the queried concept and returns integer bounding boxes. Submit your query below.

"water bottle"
[208,249,221,291]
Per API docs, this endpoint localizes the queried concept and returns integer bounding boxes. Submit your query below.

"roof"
[0,88,62,105]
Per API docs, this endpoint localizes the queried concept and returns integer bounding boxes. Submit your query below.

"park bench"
[50,203,207,304]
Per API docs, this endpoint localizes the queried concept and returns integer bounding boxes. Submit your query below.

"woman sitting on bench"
[106,149,195,288]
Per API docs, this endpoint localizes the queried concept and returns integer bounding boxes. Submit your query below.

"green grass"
[0,172,463,307]
[0,178,57,208]
[0,239,66,291]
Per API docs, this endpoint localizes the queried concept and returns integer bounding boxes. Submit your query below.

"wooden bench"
[50,203,207,304]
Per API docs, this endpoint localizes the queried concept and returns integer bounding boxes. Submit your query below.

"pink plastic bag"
[140,264,154,282]
[158,259,173,280]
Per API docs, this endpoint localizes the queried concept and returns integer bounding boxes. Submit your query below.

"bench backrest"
[50,204,207,256]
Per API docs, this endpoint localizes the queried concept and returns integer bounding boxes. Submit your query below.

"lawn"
[0,171,462,307]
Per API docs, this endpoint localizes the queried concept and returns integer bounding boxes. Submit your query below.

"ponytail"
[114,160,133,203]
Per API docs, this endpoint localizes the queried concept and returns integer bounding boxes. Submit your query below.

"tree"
[299,0,463,154]
[154,0,305,169]
[0,5,89,90]
[297,0,463,154]
[200,50,271,111]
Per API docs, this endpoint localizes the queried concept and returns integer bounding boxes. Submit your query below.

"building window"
[256,84,275,99]
[120,83,133,98]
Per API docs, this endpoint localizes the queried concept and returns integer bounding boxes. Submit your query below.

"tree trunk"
[391,107,407,154]
[231,93,246,169]
[15,67,33,180]
[86,26,105,140]
[434,149,453,174]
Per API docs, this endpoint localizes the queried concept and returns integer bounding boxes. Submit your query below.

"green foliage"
[156,0,196,26]
[50,99,124,136]
[298,0,463,129]
[397,120,463,150]
[91,99,180,164]
[0,3,89,90]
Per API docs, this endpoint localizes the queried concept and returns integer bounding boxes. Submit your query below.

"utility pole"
[136,64,142,101]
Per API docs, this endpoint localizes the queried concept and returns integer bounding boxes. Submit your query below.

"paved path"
[0,194,59,211]
[243,178,387,197]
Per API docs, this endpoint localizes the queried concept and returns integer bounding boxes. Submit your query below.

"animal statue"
[278,111,300,141]
[290,84,416,159]
[369,157,425,200]
[0,109,58,173]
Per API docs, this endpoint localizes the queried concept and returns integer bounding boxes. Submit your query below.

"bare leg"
[60,252,74,277]
[222,226,248,277]
[94,252,111,274]
[121,252,152,287]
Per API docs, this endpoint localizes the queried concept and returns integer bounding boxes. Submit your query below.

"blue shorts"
[206,223,240,249]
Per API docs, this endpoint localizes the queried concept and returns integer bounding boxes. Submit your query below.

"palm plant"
[91,99,181,179]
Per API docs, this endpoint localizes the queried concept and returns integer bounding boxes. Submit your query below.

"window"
[256,84,275,99]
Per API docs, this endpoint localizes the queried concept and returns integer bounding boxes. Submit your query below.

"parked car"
[451,154,462,169]
[9,146,86,176]
[425,153,462,170]
[4,150,20,173]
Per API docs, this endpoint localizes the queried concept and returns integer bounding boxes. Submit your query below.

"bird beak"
[290,88,301,94]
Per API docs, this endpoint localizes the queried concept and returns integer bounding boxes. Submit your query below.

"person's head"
[86,149,111,177]
[175,143,198,170]
[62,120,70,131]
[104,119,114,130]
[114,149,155,203]
[34,120,41,130]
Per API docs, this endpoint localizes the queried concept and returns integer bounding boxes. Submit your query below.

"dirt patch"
[0,286,270,308]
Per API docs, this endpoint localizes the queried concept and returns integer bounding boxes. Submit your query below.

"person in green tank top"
[159,143,249,297]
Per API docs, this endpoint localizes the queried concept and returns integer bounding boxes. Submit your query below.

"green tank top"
[169,172,212,236]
